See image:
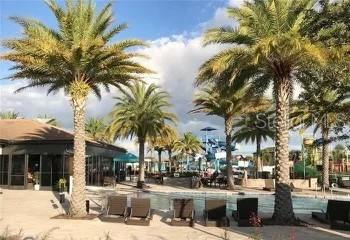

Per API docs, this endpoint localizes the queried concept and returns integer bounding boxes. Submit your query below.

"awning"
[114,152,138,163]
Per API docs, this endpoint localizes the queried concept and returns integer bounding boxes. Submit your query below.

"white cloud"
[228,0,245,7]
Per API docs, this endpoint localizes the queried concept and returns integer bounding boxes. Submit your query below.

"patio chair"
[312,199,350,230]
[171,199,195,227]
[126,198,152,226]
[203,199,229,227]
[100,195,128,222]
[232,198,260,227]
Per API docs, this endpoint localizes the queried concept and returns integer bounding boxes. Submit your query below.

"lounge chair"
[100,195,127,222]
[232,198,260,227]
[312,199,350,230]
[171,199,194,227]
[126,198,152,226]
[203,199,229,227]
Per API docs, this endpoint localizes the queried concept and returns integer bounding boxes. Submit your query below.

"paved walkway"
[0,186,349,240]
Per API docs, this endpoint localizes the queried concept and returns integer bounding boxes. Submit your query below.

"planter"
[34,184,40,191]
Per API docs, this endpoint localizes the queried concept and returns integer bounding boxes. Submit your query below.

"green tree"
[174,132,202,172]
[261,147,275,166]
[0,111,20,119]
[107,83,176,188]
[149,125,179,173]
[332,144,347,162]
[198,0,325,223]
[162,126,179,173]
[85,117,110,143]
[234,109,275,174]
[296,0,350,189]
[36,114,59,126]
[291,65,350,189]
[191,83,250,189]
[302,0,350,47]
[2,0,150,217]
[148,136,165,173]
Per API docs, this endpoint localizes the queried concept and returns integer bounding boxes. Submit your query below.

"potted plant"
[33,171,40,191]
[58,178,67,192]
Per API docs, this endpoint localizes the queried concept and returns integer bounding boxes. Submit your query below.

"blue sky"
[0,0,227,81]
[0,0,225,40]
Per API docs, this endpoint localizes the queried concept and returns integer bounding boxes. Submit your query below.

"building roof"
[0,119,126,152]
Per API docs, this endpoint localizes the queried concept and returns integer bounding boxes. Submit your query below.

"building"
[0,119,126,190]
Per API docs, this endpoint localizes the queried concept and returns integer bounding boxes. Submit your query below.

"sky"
[0,0,312,155]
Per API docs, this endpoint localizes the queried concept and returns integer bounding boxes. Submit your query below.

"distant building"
[0,119,126,190]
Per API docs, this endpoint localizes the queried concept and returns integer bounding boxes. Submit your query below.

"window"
[11,155,25,186]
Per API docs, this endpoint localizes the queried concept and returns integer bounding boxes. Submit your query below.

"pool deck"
[0,185,350,240]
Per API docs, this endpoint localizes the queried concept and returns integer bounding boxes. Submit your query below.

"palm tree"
[162,126,179,173]
[0,111,20,119]
[291,65,350,189]
[36,114,59,126]
[1,0,150,217]
[198,0,325,224]
[148,136,166,173]
[191,83,250,189]
[85,117,110,142]
[107,83,176,188]
[149,125,178,173]
[174,132,202,172]
[233,109,275,174]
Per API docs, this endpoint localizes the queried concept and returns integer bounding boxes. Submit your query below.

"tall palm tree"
[291,64,350,189]
[174,132,202,172]
[233,110,275,174]
[85,117,111,143]
[0,111,20,119]
[107,83,176,188]
[198,0,325,224]
[191,83,250,189]
[1,0,150,217]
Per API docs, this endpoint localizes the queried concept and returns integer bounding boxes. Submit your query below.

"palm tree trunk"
[137,137,145,188]
[168,150,172,173]
[257,136,262,174]
[321,117,330,190]
[186,155,190,171]
[225,116,235,190]
[158,150,162,173]
[70,97,87,217]
[273,77,295,224]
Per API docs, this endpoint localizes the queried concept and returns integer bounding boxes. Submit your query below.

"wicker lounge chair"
[126,198,152,226]
[100,195,127,222]
[171,199,194,226]
[203,199,229,227]
[232,198,259,227]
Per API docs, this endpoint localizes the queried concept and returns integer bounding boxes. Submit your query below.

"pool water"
[137,192,329,214]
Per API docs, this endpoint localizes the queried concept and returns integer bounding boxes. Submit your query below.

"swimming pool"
[136,191,329,214]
